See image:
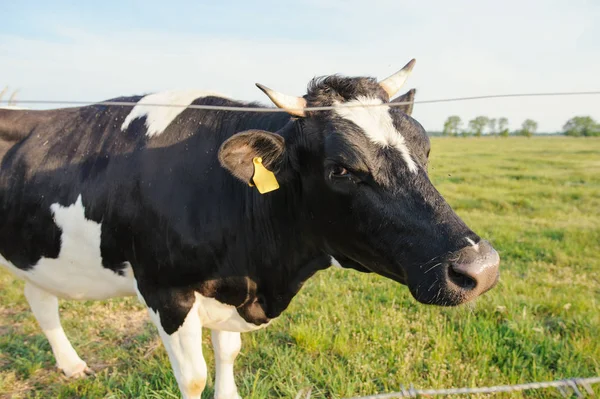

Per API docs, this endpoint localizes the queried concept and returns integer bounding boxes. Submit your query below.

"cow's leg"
[23,281,92,378]
[211,330,242,399]
[142,293,207,399]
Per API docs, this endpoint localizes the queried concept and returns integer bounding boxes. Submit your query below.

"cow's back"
[0,108,54,164]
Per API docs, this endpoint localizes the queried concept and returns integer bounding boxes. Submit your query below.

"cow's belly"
[0,194,137,300]
[0,254,136,300]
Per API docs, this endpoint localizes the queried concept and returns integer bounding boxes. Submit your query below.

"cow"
[0,59,499,399]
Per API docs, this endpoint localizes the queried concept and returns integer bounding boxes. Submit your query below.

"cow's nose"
[445,240,500,296]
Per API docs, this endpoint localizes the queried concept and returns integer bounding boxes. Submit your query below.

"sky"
[1,0,599,132]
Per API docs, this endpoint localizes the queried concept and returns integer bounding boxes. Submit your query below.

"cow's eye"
[331,166,349,177]
[327,164,361,185]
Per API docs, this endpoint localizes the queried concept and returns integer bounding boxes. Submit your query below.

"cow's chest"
[139,290,273,334]
[195,293,272,332]
[0,195,136,300]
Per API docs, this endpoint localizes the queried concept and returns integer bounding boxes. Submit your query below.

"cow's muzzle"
[413,240,500,306]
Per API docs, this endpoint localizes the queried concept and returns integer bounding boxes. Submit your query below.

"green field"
[1,137,599,398]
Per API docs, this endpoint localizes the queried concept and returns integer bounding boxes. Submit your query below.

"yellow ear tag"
[249,157,279,194]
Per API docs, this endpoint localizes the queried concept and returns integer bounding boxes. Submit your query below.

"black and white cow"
[0,60,499,399]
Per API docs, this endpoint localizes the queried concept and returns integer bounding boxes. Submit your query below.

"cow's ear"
[218,130,286,185]
[391,88,416,116]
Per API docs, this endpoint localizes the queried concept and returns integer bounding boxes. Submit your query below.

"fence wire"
[294,376,600,398]
[7,91,600,113]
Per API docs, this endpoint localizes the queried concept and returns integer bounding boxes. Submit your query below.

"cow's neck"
[149,118,332,325]
[230,119,335,323]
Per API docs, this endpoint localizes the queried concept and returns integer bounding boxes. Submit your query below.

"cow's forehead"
[305,75,428,175]
[334,96,418,173]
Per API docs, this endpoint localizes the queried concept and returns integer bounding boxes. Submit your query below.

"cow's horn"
[256,84,306,117]
[378,59,416,99]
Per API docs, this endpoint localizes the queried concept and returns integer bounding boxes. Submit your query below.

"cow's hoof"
[62,362,94,379]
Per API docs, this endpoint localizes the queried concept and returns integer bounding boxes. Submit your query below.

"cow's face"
[219,60,499,306]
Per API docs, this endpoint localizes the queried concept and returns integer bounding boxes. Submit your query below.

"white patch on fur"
[196,293,271,332]
[121,90,227,137]
[465,237,480,252]
[0,195,135,300]
[136,288,269,335]
[211,330,242,399]
[330,256,343,268]
[335,96,418,173]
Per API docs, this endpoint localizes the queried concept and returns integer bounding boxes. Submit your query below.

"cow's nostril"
[447,264,477,290]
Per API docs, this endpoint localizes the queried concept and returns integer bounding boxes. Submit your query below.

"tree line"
[442,115,600,137]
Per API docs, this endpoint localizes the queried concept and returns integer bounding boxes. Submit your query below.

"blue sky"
[2,0,599,132]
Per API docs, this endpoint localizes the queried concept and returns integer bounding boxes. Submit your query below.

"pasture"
[1,136,599,398]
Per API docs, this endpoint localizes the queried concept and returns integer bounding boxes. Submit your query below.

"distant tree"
[443,116,462,136]
[487,118,497,135]
[518,119,538,137]
[498,117,509,137]
[563,116,600,137]
[468,116,489,137]
[461,130,472,138]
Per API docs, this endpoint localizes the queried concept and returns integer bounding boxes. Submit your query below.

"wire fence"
[7,91,600,113]
[294,376,600,398]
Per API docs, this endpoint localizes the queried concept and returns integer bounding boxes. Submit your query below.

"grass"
[1,137,599,398]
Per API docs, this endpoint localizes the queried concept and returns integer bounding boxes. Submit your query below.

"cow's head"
[219,59,499,306]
